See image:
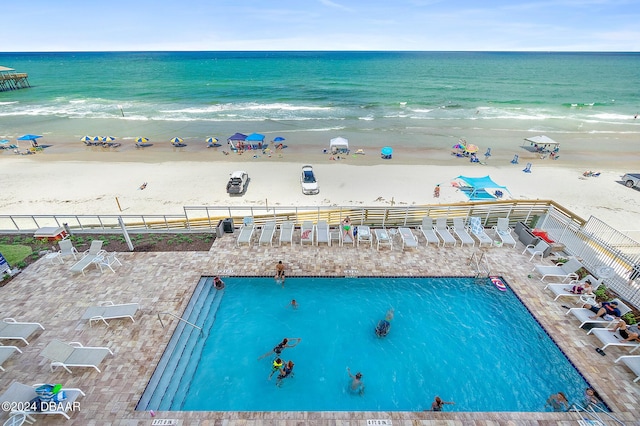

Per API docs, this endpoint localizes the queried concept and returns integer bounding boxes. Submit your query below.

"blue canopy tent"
[245,133,265,149]
[455,175,510,201]
[227,133,247,151]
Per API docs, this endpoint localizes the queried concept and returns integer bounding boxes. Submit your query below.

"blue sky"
[4,0,639,51]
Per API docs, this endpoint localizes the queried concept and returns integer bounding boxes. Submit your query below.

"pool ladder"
[570,402,626,425]
[470,250,491,278]
[157,312,202,335]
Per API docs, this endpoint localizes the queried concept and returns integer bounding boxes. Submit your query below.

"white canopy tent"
[329,137,349,153]
[524,135,560,149]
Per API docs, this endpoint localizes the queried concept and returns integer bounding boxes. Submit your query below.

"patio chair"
[374,228,393,251]
[0,318,45,345]
[94,252,122,273]
[452,218,475,247]
[315,220,330,246]
[357,225,372,248]
[522,239,550,261]
[0,382,85,420]
[258,220,277,246]
[278,221,294,246]
[544,275,603,302]
[300,221,314,245]
[0,345,22,371]
[69,254,98,275]
[587,326,640,354]
[469,216,493,247]
[40,339,113,374]
[398,227,418,250]
[341,226,355,246]
[435,218,457,247]
[492,218,517,248]
[236,222,255,246]
[84,240,105,256]
[81,302,139,327]
[533,257,583,282]
[58,239,79,261]
[565,298,631,329]
[418,217,440,247]
[615,355,640,383]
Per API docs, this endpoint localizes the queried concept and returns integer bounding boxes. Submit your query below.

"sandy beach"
[1,139,640,239]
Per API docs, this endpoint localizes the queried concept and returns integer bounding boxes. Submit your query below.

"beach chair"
[492,218,517,248]
[58,239,79,261]
[452,218,475,247]
[0,382,85,420]
[300,221,314,245]
[523,162,532,173]
[522,239,550,261]
[615,355,640,383]
[374,228,393,251]
[357,225,372,248]
[565,298,630,329]
[341,226,355,246]
[435,218,457,247]
[236,222,255,246]
[533,257,583,282]
[329,226,341,246]
[0,345,22,371]
[0,318,45,345]
[94,252,122,273]
[398,227,418,250]
[40,339,114,374]
[81,302,139,327]
[84,240,105,256]
[544,275,603,302]
[418,217,440,247]
[511,154,519,164]
[315,220,330,246]
[469,217,493,246]
[258,220,277,246]
[69,254,98,275]
[278,221,294,246]
[587,326,640,354]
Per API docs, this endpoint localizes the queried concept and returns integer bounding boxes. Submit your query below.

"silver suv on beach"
[301,165,319,195]
[227,171,249,195]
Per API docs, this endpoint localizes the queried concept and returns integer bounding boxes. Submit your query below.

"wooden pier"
[0,66,30,92]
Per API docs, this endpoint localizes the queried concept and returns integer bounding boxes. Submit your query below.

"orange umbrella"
[465,143,479,153]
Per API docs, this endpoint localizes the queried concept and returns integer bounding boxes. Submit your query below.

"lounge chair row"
[53,239,122,275]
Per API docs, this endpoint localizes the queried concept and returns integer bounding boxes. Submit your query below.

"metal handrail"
[157,312,202,334]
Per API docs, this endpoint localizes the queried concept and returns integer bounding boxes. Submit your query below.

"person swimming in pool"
[347,367,365,395]
[258,337,302,360]
[276,360,295,386]
[268,357,283,380]
[375,308,394,337]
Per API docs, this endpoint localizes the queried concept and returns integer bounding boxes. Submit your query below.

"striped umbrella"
[465,143,479,153]
[80,136,93,142]
[136,137,149,144]
[170,137,184,144]
[206,137,218,144]
[93,136,102,143]
[102,136,116,142]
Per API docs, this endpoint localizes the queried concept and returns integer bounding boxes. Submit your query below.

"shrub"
[622,312,637,325]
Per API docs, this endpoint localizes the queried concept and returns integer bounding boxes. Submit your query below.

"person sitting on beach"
[610,319,640,342]
[564,279,593,295]
[346,367,365,395]
[433,185,440,198]
[430,396,455,411]
[213,276,225,290]
[342,216,354,241]
[139,182,147,190]
[582,300,621,320]
[276,360,295,386]
[546,392,569,411]
[258,337,302,360]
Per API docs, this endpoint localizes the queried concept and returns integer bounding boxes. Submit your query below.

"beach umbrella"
[273,136,285,142]
[136,137,149,144]
[0,139,9,144]
[170,137,184,144]
[381,146,393,156]
[17,134,42,143]
[80,136,93,142]
[452,143,465,150]
[465,144,479,153]
[102,136,116,142]
[93,136,102,143]
[206,137,218,144]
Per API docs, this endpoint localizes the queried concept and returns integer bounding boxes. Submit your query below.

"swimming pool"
[139,276,592,412]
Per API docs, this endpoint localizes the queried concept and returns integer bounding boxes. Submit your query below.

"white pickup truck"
[622,173,640,188]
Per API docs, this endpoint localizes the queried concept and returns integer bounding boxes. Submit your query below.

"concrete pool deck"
[1,230,639,425]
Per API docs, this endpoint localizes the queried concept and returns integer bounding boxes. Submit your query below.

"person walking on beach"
[433,185,440,198]
[275,260,286,285]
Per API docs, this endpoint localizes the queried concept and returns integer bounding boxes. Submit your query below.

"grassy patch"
[0,244,33,266]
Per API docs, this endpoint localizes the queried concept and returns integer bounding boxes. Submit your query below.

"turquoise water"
[162,276,591,412]
[1,51,639,148]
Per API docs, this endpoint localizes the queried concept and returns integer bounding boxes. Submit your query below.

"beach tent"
[330,137,349,154]
[227,133,247,151]
[455,175,510,201]
[245,133,265,149]
[523,135,560,152]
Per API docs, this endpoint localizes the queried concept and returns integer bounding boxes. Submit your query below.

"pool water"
[152,276,591,412]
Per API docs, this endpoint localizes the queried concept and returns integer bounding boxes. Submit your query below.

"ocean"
[1,51,639,152]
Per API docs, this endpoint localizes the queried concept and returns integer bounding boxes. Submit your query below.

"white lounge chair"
[565,298,631,328]
[469,216,493,247]
[544,275,603,302]
[69,254,98,275]
[94,252,122,273]
[258,220,277,246]
[300,221,314,245]
[84,240,105,256]
[58,239,78,261]
[398,227,418,250]
[435,218,456,247]
[278,221,294,246]
[81,302,139,327]
[418,217,440,247]
[615,355,640,382]
[0,382,85,420]
[357,225,372,248]
[236,222,255,246]
[374,228,393,251]
[0,318,45,345]
[315,220,330,246]
[533,258,583,282]
[40,339,113,374]
[588,326,640,354]
[452,218,475,247]
[522,239,550,261]
[0,345,22,371]
[492,218,517,248]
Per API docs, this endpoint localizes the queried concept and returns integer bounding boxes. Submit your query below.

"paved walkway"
[1,229,639,425]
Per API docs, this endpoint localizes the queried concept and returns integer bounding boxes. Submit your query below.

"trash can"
[222,218,234,233]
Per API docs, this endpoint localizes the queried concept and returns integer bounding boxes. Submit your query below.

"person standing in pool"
[347,367,365,395]
[269,357,283,380]
[276,360,295,386]
[430,396,455,411]
[546,392,569,411]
